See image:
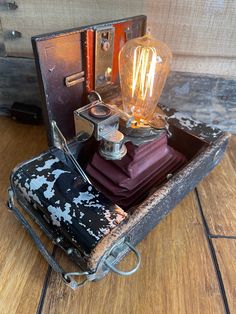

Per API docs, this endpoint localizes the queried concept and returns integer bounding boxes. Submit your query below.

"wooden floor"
[0,116,235,314]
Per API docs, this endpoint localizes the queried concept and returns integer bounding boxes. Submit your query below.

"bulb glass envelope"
[119,34,172,122]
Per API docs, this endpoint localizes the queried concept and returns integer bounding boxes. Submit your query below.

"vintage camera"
[8,16,230,289]
[73,93,181,209]
[74,98,128,161]
[74,96,168,160]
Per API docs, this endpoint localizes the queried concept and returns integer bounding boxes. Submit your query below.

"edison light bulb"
[119,33,172,123]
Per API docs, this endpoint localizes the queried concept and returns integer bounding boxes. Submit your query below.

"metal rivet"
[56,237,63,243]
[101,40,110,51]
[67,248,73,255]
[213,149,222,163]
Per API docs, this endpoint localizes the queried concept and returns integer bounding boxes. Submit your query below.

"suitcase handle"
[7,188,141,286]
[7,188,91,290]
[104,241,141,276]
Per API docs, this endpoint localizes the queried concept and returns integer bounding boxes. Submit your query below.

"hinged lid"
[32,15,146,146]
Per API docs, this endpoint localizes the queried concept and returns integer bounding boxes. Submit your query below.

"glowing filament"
[132,46,157,100]
[119,34,172,121]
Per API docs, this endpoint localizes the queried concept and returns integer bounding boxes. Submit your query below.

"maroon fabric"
[113,132,167,175]
[86,134,187,208]
[89,139,169,183]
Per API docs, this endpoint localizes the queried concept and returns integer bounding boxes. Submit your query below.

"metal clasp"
[65,71,85,87]
[51,120,91,183]
[105,241,141,276]
[63,270,90,289]
[7,187,95,290]
[7,187,15,210]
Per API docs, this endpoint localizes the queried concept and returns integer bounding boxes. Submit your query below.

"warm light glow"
[132,47,157,100]
[119,34,172,123]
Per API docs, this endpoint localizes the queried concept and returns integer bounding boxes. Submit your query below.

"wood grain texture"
[197,137,236,236]
[0,17,6,56]
[0,117,51,314]
[0,56,40,108]
[0,117,47,198]
[1,0,236,75]
[213,238,236,314]
[161,72,236,134]
[41,192,224,314]
[0,199,52,314]
[228,134,236,169]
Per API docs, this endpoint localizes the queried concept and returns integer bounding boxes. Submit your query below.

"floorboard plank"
[213,238,236,314]
[0,117,52,314]
[227,135,236,170]
[197,136,236,236]
[41,193,224,314]
[0,199,53,314]
[0,117,47,198]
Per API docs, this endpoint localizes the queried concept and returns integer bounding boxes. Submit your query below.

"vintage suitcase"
[8,15,230,289]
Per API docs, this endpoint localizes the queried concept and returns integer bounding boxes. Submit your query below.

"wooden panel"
[213,238,236,314]
[0,17,6,56]
[41,192,224,314]
[0,56,40,108]
[1,0,236,75]
[0,117,51,314]
[197,137,236,236]
[0,0,143,56]
[160,72,236,134]
[1,0,236,57]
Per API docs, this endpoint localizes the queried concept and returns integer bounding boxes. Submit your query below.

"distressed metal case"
[9,15,230,288]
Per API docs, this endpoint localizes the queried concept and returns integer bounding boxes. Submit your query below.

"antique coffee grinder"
[74,32,186,208]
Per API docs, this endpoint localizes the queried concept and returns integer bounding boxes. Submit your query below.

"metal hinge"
[94,26,114,90]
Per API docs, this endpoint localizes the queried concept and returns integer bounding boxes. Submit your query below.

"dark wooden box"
[9,15,230,288]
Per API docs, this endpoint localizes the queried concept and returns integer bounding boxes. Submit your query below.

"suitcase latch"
[94,26,114,90]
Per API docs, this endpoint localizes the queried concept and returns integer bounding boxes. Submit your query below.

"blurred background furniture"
[0,0,236,132]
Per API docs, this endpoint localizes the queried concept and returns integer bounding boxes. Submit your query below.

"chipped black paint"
[159,104,224,143]
[11,151,126,254]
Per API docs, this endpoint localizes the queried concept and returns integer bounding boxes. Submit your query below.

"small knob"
[99,130,127,160]
[101,39,110,52]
